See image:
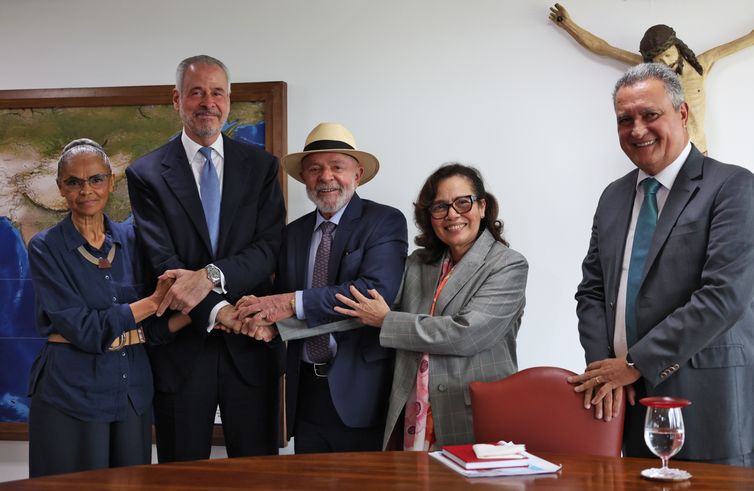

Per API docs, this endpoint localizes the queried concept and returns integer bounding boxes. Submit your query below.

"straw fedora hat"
[282,122,380,185]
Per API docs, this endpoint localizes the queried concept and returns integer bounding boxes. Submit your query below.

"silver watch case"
[206,264,221,287]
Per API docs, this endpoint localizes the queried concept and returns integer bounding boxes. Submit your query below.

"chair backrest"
[469,366,624,457]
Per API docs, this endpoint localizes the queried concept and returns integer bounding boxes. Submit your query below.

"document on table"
[430,451,562,477]
[276,318,363,341]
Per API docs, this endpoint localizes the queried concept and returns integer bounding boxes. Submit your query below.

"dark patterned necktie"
[199,147,220,256]
[305,221,336,363]
[625,178,661,346]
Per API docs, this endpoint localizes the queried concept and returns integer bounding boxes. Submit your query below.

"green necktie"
[625,177,661,346]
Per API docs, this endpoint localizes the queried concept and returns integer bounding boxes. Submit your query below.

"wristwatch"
[205,264,222,287]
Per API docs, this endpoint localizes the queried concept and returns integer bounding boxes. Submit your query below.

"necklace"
[77,243,117,269]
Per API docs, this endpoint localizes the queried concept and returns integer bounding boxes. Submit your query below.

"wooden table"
[1,451,753,490]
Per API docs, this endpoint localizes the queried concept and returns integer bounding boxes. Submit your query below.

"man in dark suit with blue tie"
[570,63,754,466]
[237,123,407,453]
[125,55,285,462]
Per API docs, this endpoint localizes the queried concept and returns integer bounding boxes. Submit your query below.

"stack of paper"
[431,441,561,478]
[441,442,529,470]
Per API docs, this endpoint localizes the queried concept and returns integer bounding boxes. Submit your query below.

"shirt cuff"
[207,300,231,332]
[295,290,305,319]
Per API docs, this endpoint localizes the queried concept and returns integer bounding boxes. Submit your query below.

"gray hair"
[612,62,685,110]
[57,138,111,178]
[175,55,231,93]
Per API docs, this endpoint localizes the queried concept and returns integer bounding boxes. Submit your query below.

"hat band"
[303,140,356,152]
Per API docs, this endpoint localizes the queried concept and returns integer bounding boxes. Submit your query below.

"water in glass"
[640,397,692,481]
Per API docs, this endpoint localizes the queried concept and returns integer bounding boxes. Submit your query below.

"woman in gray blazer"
[335,163,528,450]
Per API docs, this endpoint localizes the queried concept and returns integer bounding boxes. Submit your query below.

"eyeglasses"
[60,173,112,191]
[428,195,480,219]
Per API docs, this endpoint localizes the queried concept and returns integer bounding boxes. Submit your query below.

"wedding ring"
[595,375,602,384]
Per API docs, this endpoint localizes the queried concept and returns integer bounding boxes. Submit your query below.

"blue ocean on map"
[230,121,265,148]
[0,217,42,422]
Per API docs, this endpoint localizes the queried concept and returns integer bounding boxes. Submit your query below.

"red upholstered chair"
[469,366,624,457]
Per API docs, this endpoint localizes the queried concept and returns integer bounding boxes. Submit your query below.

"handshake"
[213,292,296,342]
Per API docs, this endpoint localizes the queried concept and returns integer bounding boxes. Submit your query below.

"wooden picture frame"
[0,81,287,196]
[0,81,287,442]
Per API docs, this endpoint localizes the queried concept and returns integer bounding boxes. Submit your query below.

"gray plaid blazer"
[379,229,528,448]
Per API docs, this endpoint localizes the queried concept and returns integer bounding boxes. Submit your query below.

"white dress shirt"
[179,130,229,330]
[614,142,692,357]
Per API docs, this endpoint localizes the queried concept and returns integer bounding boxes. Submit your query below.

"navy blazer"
[576,146,754,460]
[126,135,286,391]
[27,215,170,422]
[276,194,407,433]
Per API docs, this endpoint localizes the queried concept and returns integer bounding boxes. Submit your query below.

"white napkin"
[472,441,526,459]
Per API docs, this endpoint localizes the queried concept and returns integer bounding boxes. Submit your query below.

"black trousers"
[700,451,754,467]
[28,396,150,478]
[294,363,383,454]
[153,334,278,462]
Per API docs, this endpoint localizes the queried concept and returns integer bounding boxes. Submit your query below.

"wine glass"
[640,397,692,481]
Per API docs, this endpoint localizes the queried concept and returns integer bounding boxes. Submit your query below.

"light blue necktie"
[199,147,220,256]
[625,177,661,346]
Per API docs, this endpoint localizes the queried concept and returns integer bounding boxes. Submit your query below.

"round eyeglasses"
[60,173,112,192]
[428,195,480,219]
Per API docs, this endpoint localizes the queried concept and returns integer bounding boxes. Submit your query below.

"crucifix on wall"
[549,3,754,154]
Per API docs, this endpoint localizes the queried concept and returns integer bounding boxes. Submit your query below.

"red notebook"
[441,444,530,470]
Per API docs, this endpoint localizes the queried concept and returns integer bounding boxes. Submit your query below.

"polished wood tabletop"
[1,451,753,490]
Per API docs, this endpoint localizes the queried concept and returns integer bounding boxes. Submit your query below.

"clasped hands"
[155,268,214,316]
[567,357,641,422]
[212,292,295,342]
[216,283,390,340]
[152,267,285,342]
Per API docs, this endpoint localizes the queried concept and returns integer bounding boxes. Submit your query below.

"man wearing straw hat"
[236,122,408,453]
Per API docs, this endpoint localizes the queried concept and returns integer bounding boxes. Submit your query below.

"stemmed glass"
[640,397,692,481]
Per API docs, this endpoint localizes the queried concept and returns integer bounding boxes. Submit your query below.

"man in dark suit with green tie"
[571,63,754,466]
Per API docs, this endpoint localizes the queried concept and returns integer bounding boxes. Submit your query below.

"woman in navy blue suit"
[27,139,189,477]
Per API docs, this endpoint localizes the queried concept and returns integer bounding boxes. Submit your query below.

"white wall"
[2,0,754,480]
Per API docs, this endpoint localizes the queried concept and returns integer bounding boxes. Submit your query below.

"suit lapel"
[329,193,363,284]
[293,212,317,291]
[642,147,703,283]
[435,230,494,314]
[217,136,252,256]
[160,138,213,255]
[418,260,443,314]
[605,173,638,301]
